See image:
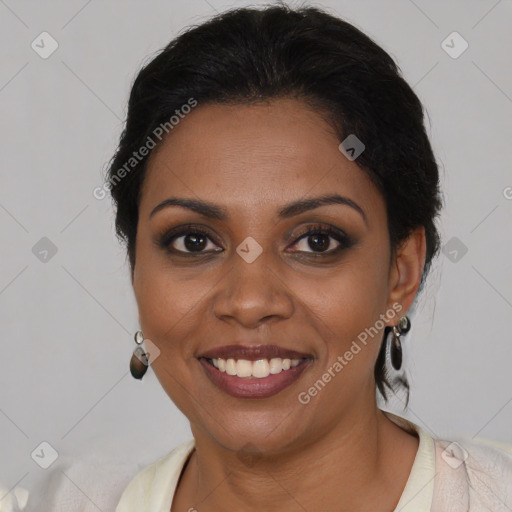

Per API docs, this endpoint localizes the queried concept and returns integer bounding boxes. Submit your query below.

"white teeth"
[252,359,270,378]
[210,357,303,378]
[225,358,237,376]
[236,359,252,378]
[269,358,282,374]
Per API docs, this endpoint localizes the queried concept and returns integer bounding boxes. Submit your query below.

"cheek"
[314,249,390,370]
[133,250,216,416]
[136,270,209,355]
[133,239,208,356]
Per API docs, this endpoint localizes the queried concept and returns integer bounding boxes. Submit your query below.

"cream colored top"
[116,409,512,511]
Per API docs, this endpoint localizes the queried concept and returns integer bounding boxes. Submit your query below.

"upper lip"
[198,344,313,361]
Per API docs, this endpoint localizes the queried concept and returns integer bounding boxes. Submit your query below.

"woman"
[108,4,512,512]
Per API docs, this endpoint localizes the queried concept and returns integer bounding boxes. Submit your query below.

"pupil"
[185,233,207,251]
[309,234,329,252]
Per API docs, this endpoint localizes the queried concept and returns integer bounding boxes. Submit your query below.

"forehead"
[140,98,382,219]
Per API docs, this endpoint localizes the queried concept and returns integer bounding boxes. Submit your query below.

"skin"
[132,97,426,512]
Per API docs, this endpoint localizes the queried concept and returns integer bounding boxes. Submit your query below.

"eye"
[288,224,353,255]
[156,223,354,257]
[157,225,222,255]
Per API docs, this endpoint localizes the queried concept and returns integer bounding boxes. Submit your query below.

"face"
[132,98,421,455]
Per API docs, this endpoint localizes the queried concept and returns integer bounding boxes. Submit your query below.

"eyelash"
[156,223,354,257]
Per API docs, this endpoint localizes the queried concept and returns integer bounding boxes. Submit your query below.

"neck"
[179,405,417,512]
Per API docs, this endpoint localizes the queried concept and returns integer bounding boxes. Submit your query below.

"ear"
[385,226,426,325]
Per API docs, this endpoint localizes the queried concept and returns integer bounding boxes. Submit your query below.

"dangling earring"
[130,330,148,380]
[390,315,411,371]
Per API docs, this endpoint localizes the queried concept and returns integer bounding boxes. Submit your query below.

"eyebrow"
[149,194,367,225]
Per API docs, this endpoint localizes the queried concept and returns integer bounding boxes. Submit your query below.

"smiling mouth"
[203,356,308,378]
[198,356,313,399]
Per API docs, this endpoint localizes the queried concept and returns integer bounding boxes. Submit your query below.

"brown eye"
[289,224,353,255]
[179,232,209,252]
[157,225,222,255]
[294,232,339,253]
[169,231,220,253]
[305,233,335,252]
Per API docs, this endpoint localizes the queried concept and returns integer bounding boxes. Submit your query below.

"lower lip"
[198,358,312,399]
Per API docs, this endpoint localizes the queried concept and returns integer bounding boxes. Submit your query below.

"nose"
[212,249,294,329]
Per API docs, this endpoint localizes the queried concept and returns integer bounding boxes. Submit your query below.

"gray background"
[1,0,511,502]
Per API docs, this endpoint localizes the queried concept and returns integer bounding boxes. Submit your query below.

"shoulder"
[432,436,512,511]
[115,439,195,511]
[22,449,141,512]
[21,440,195,512]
